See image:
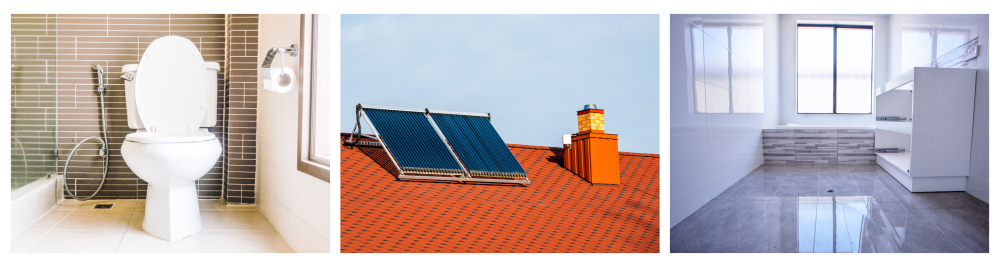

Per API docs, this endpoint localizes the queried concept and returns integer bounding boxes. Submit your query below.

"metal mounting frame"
[359,109,405,176]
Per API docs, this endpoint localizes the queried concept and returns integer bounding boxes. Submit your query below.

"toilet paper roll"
[261,67,296,93]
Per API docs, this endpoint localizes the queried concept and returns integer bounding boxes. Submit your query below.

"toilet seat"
[134,36,208,132]
[125,131,217,144]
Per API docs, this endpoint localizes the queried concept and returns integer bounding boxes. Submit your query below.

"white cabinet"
[874,67,977,192]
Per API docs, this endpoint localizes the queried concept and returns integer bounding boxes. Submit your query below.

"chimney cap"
[583,104,598,110]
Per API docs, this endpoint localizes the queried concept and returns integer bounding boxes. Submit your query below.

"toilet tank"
[124,62,220,130]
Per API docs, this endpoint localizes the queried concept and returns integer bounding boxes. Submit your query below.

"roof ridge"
[506,143,659,158]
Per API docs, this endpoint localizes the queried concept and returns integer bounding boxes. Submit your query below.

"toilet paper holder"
[261,44,297,69]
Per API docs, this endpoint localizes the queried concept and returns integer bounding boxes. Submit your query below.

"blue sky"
[341,15,659,154]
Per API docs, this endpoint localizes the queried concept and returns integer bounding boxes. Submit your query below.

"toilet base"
[142,182,202,241]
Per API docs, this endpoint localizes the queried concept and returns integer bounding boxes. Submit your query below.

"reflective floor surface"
[11,199,293,253]
[670,164,988,253]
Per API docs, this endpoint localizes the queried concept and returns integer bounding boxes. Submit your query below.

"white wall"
[777,14,889,126]
[256,14,331,253]
[887,14,989,203]
[669,14,779,227]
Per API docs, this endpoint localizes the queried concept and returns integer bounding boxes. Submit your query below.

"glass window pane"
[936,30,970,58]
[703,25,730,90]
[797,26,834,113]
[704,25,731,113]
[836,27,873,114]
[312,15,330,161]
[901,28,931,71]
[706,83,730,113]
[691,26,707,113]
[748,24,764,113]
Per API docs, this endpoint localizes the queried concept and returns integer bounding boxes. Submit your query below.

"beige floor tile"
[26,209,74,231]
[127,210,145,232]
[115,230,207,253]
[11,229,49,253]
[52,200,80,210]
[24,199,291,253]
[198,199,227,209]
[201,210,276,231]
[201,231,294,253]
[53,209,135,231]
[26,230,126,253]
[199,199,257,210]
[74,199,141,210]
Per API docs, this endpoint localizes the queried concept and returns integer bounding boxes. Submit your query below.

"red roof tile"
[340,133,659,253]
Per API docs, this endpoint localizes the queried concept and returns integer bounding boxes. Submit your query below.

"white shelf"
[876,151,910,175]
[874,67,977,192]
[875,89,912,122]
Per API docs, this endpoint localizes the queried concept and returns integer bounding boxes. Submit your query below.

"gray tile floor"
[670,164,989,253]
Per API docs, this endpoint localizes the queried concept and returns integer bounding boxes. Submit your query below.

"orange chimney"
[563,104,620,185]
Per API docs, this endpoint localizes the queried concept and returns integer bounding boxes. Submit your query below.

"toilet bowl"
[122,132,220,240]
[119,36,222,241]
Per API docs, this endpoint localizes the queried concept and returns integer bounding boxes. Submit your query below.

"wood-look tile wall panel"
[54,14,229,199]
[763,129,875,164]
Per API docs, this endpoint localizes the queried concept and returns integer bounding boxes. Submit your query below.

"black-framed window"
[796,24,873,114]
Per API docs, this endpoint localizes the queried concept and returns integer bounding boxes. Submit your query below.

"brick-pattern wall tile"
[763,129,875,164]
[223,14,258,204]
[837,129,876,164]
[794,129,838,164]
[762,129,795,163]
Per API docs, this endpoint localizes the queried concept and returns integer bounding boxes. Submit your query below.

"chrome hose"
[61,65,111,201]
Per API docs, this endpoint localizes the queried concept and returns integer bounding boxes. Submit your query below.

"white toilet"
[120,36,222,241]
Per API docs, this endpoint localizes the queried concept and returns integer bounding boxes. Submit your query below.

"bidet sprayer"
[93,64,106,96]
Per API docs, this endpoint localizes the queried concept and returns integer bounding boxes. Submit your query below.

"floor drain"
[94,204,113,209]
[826,189,835,193]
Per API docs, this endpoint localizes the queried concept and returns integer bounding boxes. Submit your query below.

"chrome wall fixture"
[261,44,298,69]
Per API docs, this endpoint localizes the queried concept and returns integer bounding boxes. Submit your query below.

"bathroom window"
[796,24,873,114]
[689,20,764,114]
[297,14,331,182]
[902,26,972,71]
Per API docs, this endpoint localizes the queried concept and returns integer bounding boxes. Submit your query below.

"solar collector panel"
[430,113,527,179]
[363,108,464,175]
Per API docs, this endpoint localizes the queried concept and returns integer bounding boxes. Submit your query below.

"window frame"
[297,14,330,182]
[795,23,874,114]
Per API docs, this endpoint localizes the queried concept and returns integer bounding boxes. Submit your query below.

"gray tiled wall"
[50,14,228,200]
[763,129,875,164]
[223,14,259,204]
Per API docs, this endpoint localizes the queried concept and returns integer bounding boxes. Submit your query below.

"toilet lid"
[125,131,217,143]
[134,36,207,132]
